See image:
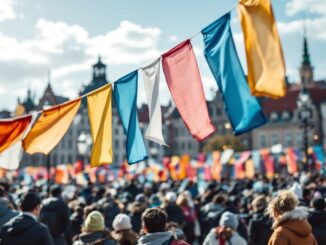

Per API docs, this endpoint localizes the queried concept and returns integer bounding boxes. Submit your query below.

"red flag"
[162,40,215,141]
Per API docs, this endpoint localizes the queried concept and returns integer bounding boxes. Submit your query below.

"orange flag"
[238,0,286,98]
[23,98,81,155]
[0,114,32,153]
[211,151,221,180]
[245,159,255,179]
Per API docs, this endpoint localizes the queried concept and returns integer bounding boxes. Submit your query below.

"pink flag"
[162,40,215,141]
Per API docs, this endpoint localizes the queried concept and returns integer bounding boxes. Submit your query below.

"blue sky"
[0,0,325,110]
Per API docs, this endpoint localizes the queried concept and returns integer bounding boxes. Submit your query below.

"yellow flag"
[238,0,286,98]
[87,84,113,167]
[23,98,81,155]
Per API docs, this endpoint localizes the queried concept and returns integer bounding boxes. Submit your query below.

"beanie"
[84,211,105,232]
[219,211,238,230]
[165,192,177,202]
[113,214,132,231]
[290,182,303,200]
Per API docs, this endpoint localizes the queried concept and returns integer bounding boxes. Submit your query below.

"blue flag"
[114,71,148,164]
[201,13,266,135]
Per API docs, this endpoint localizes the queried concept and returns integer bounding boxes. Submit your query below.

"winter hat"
[312,197,326,211]
[219,211,239,230]
[113,214,132,231]
[290,182,303,200]
[165,192,177,202]
[84,211,105,232]
[135,193,146,203]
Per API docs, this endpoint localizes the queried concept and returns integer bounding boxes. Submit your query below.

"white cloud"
[278,17,326,41]
[0,19,163,109]
[169,35,178,42]
[0,0,16,22]
[286,0,326,16]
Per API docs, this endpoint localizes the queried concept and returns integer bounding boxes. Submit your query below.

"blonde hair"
[176,194,188,207]
[266,191,299,219]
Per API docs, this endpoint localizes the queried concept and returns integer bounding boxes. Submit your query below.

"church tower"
[299,28,314,86]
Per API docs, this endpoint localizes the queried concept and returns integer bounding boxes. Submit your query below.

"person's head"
[312,197,326,211]
[20,192,41,217]
[213,194,226,206]
[252,195,267,213]
[267,190,299,220]
[219,211,238,230]
[165,192,177,203]
[113,214,132,232]
[142,207,167,234]
[166,222,186,240]
[83,211,105,233]
[50,185,62,198]
[176,194,188,207]
[0,186,6,198]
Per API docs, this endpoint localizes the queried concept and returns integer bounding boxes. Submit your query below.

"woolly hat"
[165,192,177,202]
[113,214,132,231]
[84,211,105,232]
[219,211,238,230]
[290,182,303,200]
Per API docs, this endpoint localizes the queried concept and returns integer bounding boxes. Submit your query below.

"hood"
[0,198,9,215]
[42,197,62,211]
[78,231,108,244]
[137,231,172,245]
[274,207,311,237]
[4,215,36,236]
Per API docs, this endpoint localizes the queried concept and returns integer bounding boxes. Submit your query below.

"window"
[271,133,279,145]
[259,134,267,148]
[282,111,290,121]
[114,140,119,148]
[216,107,222,116]
[68,155,73,163]
[60,155,65,164]
[284,132,292,147]
[270,112,278,122]
[296,133,302,147]
[188,142,192,150]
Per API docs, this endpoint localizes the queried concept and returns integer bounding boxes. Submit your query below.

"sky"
[0,0,325,111]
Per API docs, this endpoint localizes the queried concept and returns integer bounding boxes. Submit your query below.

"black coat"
[40,197,70,244]
[0,214,54,245]
[308,210,326,245]
[73,231,117,245]
[248,211,272,245]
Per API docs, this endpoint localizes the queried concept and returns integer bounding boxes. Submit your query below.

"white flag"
[142,58,167,145]
[0,112,38,170]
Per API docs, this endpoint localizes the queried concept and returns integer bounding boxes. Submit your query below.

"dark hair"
[50,185,62,197]
[20,192,41,212]
[312,197,326,211]
[0,186,6,197]
[142,207,167,233]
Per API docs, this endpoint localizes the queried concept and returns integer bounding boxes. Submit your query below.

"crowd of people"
[0,172,325,245]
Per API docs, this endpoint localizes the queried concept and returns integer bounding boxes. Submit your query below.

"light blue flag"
[201,13,266,135]
[114,71,148,164]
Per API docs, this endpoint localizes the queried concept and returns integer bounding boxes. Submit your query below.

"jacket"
[40,197,70,244]
[268,207,318,245]
[203,228,247,245]
[0,214,54,245]
[137,231,189,245]
[308,209,326,245]
[73,231,117,245]
[0,198,18,229]
[248,211,272,245]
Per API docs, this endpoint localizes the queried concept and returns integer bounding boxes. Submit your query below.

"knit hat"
[165,192,177,202]
[84,211,105,232]
[290,182,303,200]
[113,214,132,231]
[219,211,238,230]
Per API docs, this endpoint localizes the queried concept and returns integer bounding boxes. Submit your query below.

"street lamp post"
[296,87,313,172]
[77,132,92,170]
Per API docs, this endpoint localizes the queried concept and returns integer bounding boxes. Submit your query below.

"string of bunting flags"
[0,0,288,170]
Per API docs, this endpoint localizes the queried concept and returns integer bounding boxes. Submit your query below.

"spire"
[302,24,311,66]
